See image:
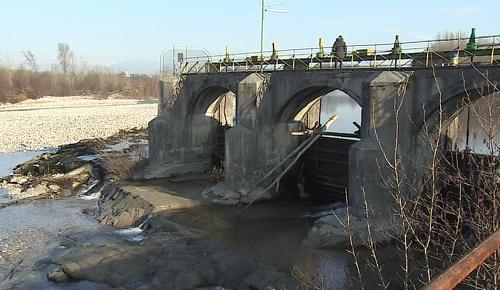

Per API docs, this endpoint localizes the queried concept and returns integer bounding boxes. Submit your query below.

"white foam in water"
[302,209,334,219]
[77,154,100,161]
[301,203,346,219]
[77,178,101,198]
[79,190,102,200]
[126,235,146,242]
[116,227,143,235]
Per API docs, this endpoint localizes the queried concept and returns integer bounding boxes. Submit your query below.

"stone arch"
[185,85,238,173]
[268,85,363,202]
[187,86,232,116]
[277,86,362,124]
[409,84,498,201]
[417,87,487,136]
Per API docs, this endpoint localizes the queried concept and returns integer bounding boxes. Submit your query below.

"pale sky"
[1,0,498,72]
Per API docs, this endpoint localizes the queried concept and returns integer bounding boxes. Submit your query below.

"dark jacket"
[332,37,347,58]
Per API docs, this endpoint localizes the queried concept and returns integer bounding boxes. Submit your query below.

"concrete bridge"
[149,33,500,219]
[147,65,499,217]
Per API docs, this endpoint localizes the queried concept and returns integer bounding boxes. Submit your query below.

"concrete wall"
[149,67,500,216]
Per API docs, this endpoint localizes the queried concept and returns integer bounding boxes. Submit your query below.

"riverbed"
[166,199,355,288]
[0,151,111,289]
[0,149,401,289]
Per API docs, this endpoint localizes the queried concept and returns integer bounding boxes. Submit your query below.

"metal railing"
[179,35,500,75]
[423,229,500,290]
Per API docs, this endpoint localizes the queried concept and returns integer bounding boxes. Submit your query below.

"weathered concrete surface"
[149,67,500,218]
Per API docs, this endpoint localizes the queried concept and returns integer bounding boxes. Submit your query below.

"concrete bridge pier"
[307,72,414,247]
[222,73,299,202]
[224,73,263,188]
[349,71,413,218]
[146,75,221,178]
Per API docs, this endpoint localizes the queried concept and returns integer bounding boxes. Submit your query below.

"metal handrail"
[184,34,500,62]
[422,229,500,290]
[180,34,500,74]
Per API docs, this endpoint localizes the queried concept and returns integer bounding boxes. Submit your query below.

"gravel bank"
[0,96,157,153]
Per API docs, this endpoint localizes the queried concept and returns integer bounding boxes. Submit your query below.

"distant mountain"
[110,60,159,75]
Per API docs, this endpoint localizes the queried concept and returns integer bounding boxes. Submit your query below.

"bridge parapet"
[179,35,500,75]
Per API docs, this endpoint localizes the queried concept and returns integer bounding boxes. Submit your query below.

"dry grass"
[0,66,158,104]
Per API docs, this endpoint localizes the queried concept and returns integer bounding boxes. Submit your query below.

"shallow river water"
[167,200,354,287]
[0,151,401,289]
[0,151,112,289]
[165,198,401,289]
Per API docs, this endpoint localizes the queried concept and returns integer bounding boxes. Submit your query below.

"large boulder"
[304,209,396,248]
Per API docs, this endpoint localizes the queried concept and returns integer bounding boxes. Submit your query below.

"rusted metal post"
[351,45,354,69]
[310,48,313,69]
[426,41,430,68]
[422,229,500,290]
[491,37,496,66]
[245,53,248,72]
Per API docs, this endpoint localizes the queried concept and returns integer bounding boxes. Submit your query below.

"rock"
[49,163,93,190]
[50,228,295,290]
[47,268,69,283]
[203,183,274,205]
[4,163,94,200]
[9,175,29,185]
[100,208,146,228]
[240,186,272,203]
[81,207,95,215]
[212,198,239,205]
[303,209,396,248]
[203,182,241,205]
[239,268,295,290]
[97,184,153,228]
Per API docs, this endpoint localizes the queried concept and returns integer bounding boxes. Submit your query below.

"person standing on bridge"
[332,35,347,69]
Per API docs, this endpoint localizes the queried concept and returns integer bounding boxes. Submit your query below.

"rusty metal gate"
[300,136,357,201]
[213,125,229,168]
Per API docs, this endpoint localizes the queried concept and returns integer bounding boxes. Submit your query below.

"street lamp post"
[260,0,265,62]
[260,1,287,68]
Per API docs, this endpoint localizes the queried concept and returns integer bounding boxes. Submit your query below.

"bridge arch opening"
[408,90,499,255]
[427,92,499,203]
[188,86,236,178]
[283,89,362,203]
[440,94,499,155]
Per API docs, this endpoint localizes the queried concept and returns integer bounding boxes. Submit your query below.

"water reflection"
[0,149,55,203]
[0,149,54,177]
[166,199,402,289]
[320,90,361,134]
[451,96,499,155]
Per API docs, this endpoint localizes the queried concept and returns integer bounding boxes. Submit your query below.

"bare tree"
[57,42,73,74]
[22,50,38,72]
[346,70,500,290]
